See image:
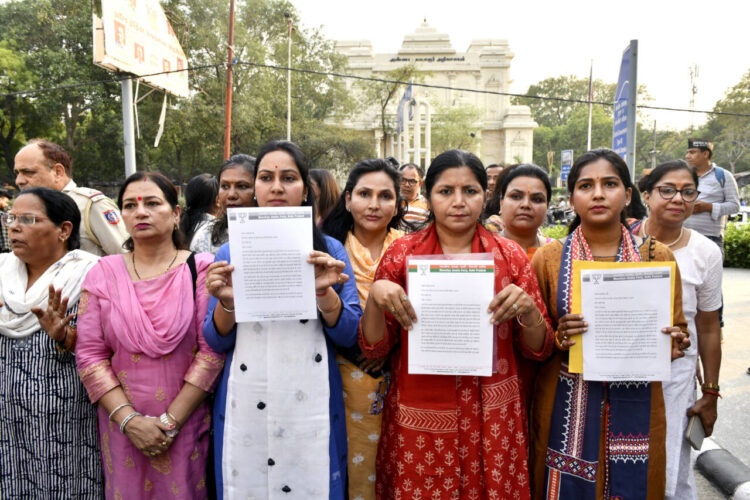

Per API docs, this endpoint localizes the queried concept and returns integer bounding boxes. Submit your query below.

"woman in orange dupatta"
[360,150,554,499]
[321,158,405,500]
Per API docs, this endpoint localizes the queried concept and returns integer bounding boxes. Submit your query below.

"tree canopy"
[0,0,372,185]
[518,72,750,178]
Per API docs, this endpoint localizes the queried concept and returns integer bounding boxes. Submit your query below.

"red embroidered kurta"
[360,224,554,500]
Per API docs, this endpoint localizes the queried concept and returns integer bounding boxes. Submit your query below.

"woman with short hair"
[0,187,102,497]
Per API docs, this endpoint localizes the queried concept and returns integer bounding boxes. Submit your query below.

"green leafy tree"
[1,0,370,184]
[513,75,650,129]
[702,69,750,173]
[531,106,614,170]
[513,75,617,128]
[0,0,120,153]
[0,40,50,178]
[430,104,482,153]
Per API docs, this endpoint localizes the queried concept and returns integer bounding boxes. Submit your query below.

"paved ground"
[694,267,750,498]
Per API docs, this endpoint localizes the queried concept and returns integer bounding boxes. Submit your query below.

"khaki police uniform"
[62,180,128,256]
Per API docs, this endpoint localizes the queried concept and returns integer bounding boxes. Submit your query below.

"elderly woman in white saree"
[0,187,101,498]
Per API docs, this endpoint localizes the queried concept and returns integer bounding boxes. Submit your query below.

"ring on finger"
[401,294,409,302]
[512,303,518,313]
[390,306,396,314]
[59,319,65,327]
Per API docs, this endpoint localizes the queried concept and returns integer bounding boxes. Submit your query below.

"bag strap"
[714,166,726,188]
[186,252,197,301]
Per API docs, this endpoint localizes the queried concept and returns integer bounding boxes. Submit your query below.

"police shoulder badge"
[104,209,120,225]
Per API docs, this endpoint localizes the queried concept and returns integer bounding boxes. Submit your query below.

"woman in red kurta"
[360,150,554,500]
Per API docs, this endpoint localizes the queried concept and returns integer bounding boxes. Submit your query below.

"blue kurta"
[203,236,361,499]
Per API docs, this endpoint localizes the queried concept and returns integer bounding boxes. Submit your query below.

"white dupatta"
[0,250,99,339]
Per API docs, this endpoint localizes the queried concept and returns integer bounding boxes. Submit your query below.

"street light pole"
[285,12,292,141]
[223,0,236,161]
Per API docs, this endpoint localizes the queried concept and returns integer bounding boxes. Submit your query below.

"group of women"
[0,139,719,500]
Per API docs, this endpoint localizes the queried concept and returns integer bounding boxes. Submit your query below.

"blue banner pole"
[612,40,638,180]
[626,40,638,180]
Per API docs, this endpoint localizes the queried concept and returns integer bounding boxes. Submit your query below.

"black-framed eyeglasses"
[654,185,700,202]
[399,178,420,187]
[0,213,48,226]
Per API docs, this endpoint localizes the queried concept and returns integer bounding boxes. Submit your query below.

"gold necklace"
[132,249,179,280]
[644,219,684,247]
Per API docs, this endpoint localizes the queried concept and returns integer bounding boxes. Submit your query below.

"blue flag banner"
[612,47,631,157]
[396,83,413,134]
[612,40,638,176]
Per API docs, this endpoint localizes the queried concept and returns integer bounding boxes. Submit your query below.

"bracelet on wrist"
[160,412,180,437]
[55,325,69,352]
[702,388,722,398]
[166,411,181,427]
[119,411,142,434]
[554,331,570,351]
[701,382,720,392]
[516,310,545,329]
[317,294,341,315]
[109,402,134,421]
[219,300,235,313]
[316,288,329,297]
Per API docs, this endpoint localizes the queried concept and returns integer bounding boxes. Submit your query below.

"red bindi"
[274,165,278,169]
[137,196,142,201]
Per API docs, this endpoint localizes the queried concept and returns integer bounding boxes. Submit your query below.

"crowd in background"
[0,135,738,499]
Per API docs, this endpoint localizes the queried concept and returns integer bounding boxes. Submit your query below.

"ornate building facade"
[336,21,537,167]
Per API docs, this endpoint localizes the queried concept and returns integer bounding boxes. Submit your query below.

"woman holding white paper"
[359,149,554,499]
[321,158,405,500]
[202,140,361,499]
[635,160,722,500]
[528,148,690,500]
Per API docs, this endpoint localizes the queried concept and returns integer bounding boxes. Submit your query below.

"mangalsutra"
[132,249,179,280]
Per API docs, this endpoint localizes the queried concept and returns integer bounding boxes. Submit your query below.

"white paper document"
[227,206,317,322]
[407,256,494,376]
[580,266,672,381]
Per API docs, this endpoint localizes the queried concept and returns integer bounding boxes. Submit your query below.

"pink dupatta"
[82,255,197,358]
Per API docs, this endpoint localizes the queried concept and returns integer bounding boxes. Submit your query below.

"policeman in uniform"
[13,139,128,256]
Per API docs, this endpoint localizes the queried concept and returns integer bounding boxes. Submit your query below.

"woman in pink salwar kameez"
[76,172,224,499]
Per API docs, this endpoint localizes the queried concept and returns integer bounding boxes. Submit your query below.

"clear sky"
[293,0,750,131]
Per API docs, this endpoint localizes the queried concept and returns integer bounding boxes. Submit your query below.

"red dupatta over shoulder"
[360,223,553,500]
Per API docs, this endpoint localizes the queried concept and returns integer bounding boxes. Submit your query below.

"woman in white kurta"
[202,141,361,499]
[634,160,722,500]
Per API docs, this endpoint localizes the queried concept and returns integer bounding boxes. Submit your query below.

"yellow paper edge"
[568,261,676,373]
